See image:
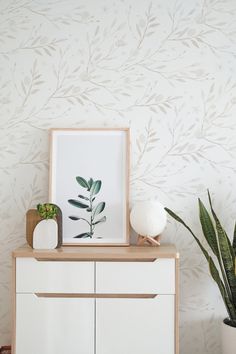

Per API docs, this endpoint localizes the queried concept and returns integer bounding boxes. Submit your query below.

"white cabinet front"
[96,295,175,354]
[16,294,94,354]
[96,259,175,294]
[16,258,94,293]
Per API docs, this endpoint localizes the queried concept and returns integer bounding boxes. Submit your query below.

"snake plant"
[165,191,236,327]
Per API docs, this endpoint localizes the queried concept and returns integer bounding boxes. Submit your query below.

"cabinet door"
[96,295,175,354]
[16,294,94,354]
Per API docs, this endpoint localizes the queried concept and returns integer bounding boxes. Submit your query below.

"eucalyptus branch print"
[68,176,106,238]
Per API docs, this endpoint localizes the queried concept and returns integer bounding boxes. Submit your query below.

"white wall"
[1,0,236,352]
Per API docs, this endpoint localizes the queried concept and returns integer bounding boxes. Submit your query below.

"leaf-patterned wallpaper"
[1,0,236,352]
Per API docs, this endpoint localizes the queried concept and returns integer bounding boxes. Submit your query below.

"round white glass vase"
[130,200,167,237]
[33,219,58,249]
[222,319,236,354]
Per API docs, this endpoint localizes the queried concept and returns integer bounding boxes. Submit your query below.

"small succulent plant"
[37,203,58,220]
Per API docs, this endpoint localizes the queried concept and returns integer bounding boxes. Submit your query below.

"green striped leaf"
[165,208,210,261]
[207,192,236,308]
[209,257,236,320]
[198,197,234,306]
[166,206,236,321]
[198,198,220,258]
[233,222,236,256]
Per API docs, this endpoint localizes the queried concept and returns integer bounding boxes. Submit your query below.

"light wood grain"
[12,256,16,354]
[126,128,130,245]
[26,210,42,247]
[12,244,179,260]
[175,257,179,354]
[137,235,161,246]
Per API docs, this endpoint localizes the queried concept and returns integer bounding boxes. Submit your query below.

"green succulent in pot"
[37,203,58,220]
[165,191,236,328]
[33,203,59,250]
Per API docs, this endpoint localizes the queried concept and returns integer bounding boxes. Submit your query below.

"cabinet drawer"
[96,259,175,294]
[16,258,94,293]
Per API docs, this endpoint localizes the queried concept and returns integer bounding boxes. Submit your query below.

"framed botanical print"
[49,128,129,245]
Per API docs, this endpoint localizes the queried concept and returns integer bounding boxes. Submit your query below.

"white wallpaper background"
[0,0,236,352]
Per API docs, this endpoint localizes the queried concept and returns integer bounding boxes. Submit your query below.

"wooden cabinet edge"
[12,256,16,354]
[175,257,179,354]
[12,245,179,261]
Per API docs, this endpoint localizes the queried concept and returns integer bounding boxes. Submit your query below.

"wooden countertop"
[12,244,179,260]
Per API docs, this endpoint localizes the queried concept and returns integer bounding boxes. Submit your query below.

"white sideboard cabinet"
[12,245,179,354]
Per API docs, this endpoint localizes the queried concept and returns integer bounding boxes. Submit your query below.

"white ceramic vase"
[33,219,58,249]
[221,319,236,354]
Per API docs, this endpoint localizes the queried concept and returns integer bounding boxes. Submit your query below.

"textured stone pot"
[222,319,236,354]
[33,218,58,249]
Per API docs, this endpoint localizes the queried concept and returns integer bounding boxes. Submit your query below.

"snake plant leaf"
[209,257,236,321]
[78,194,89,201]
[212,221,236,307]
[74,232,92,238]
[207,192,236,307]
[166,193,236,325]
[207,191,234,261]
[226,235,235,272]
[90,180,101,196]
[76,176,89,189]
[92,202,105,218]
[165,208,210,261]
[200,196,235,305]
[233,222,236,256]
[93,216,106,225]
[68,199,89,209]
[198,198,220,258]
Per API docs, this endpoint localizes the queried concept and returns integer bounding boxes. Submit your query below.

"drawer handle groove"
[35,258,91,262]
[34,258,158,262]
[35,293,158,299]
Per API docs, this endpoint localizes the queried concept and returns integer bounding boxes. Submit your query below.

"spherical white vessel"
[130,200,167,237]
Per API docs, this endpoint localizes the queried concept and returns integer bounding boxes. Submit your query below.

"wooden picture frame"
[49,128,129,246]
